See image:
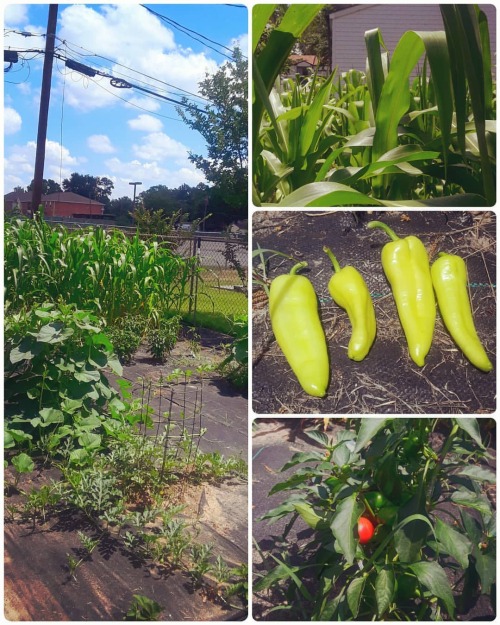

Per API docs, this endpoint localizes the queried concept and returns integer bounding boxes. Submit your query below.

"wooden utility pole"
[31,4,58,215]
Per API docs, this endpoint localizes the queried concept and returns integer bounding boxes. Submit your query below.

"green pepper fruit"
[323,246,376,361]
[365,491,389,511]
[367,220,436,367]
[431,252,493,372]
[269,261,329,397]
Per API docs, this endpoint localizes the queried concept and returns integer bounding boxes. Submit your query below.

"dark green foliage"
[147,316,181,362]
[177,49,248,217]
[256,418,495,620]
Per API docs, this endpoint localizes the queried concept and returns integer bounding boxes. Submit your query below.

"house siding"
[330,4,496,75]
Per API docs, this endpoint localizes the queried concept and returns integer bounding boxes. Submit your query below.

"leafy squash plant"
[255,418,495,620]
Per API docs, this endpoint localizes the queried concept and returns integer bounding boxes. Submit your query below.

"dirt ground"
[4,330,248,621]
[252,418,496,621]
[252,211,496,414]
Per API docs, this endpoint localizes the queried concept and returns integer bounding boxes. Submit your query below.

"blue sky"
[4,3,248,199]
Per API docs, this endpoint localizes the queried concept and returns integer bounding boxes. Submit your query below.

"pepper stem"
[323,246,342,274]
[367,220,400,241]
[290,261,308,275]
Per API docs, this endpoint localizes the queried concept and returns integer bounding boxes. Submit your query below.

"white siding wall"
[330,4,496,75]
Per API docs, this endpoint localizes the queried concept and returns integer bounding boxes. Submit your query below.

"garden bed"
[5,332,248,621]
[252,211,496,414]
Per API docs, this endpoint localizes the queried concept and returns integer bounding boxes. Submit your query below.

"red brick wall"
[43,201,104,217]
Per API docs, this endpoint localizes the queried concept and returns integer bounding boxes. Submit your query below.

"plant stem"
[367,220,400,241]
[323,246,342,273]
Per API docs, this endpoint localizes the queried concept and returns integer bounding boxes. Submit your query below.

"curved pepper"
[269,261,329,397]
[367,220,435,367]
[431,252,493,372]
[323,246,376,361]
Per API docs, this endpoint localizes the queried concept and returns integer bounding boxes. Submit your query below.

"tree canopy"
[27,178,63,195]
[176,48,248,218]
[62,173,114,206]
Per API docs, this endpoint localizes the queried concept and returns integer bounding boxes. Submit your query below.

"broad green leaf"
[252,4,276,52]
[280,451,325,472]
[60,398,84,414]
[12,452,35,474]
[299,71,335,158]
[394,500,432,563]
[434,517,472,569]
[268,471,316,496]
[454,418,484,447]
[331,443,351,467]
[330,494,363,565]
[78,432,102,451]
[274,182,381,207]
[409,561,456,618]
[375,567,395,617]
[354,418,390,453]
[457,466,495,483]
[69,448,89,465]
[253,561,299,593]
[293,501,323,529]
[347,576,366,618]
[253,4,322,151]
[107,354,123,376]
[473,545,495,594]
[305,429,329,447]
[460,509,483,544]
[35,322,74,344]
[9,338,43,364]
[373,31,425,162]
[364,28,386,116]
[265,553,314,602]
[74,370,101,383]
[451,489,492,518]
[38,407,64,426]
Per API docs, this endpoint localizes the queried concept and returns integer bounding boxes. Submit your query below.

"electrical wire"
[140,4,246,60]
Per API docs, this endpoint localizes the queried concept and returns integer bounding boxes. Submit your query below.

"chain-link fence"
[44,218,248,321]
[174,233,248,319]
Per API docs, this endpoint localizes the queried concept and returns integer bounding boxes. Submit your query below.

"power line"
[54,36,213,104]
[140,5,245,60]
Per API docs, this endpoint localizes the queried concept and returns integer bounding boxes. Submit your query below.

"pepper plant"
[255,418,496,620]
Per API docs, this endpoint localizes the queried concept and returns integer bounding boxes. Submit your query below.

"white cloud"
[60,75,118,112]
[55,4,220,113]
[104,156,205,198]
[132,132,190,162]
[5,107,22,135]
[125,97,161,113]
[4,5,29,26]
[87,134,115,154]
[128,114,163,133]
[4,140,82,192]
[230,33,249,55]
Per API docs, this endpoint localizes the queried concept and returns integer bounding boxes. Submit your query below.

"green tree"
[298,5,335,68]
[108,196,134,225]
[176,48,247,218]
[27,178,63,195]
[62,173,114,206]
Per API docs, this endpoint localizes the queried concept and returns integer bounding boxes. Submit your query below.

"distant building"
[285,54,329,78]
[329,4,496,76]
[4,191,105,218]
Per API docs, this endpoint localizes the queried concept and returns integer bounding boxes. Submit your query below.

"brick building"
[4,191,105,218]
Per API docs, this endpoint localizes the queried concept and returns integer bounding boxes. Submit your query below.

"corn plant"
[253,4,495,206]
[4,213,198,324]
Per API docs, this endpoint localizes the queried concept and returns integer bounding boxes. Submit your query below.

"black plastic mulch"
[252,211,496,414]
